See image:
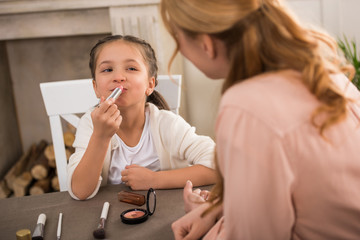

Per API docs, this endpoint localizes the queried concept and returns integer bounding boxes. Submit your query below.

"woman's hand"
[172,202,220,240]
[121,164,156,190]
[183,180,211,213]
[91,97,122,139]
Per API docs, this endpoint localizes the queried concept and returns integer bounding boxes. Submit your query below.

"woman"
[161,0,360,239]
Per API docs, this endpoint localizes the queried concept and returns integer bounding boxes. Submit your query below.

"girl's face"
[93,41,155,109]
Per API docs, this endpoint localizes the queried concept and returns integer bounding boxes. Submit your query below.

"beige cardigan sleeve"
[148,103,215,170]
[66,110,113,200]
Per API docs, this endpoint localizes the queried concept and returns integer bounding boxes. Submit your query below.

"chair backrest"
[40,75,181,191]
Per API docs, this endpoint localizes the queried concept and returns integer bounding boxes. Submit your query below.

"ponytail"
[147,90,170,111]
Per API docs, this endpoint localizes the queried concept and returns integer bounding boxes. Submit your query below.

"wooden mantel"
[0,0,160,15]
[0,0,163,60]
[0,0,165,72]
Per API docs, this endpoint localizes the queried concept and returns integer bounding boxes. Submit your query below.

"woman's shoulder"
[221,70,305,104]
[219,70,317,133]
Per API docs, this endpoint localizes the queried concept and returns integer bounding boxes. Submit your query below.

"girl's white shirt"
[67,103,215,200]
[108,109,160,184]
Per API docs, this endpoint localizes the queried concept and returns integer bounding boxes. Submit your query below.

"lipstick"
[95,86,123,108]
[106,86,123,101]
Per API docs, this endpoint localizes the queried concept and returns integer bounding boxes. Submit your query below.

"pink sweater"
[212,70,360,239]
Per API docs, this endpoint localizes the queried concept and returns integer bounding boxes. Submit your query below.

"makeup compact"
[120,188,156,224]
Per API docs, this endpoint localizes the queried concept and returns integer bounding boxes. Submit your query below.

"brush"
[32,213,46,240]
[93,202,110,239]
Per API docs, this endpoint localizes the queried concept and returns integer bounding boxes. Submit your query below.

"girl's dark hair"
[89,35,170,111]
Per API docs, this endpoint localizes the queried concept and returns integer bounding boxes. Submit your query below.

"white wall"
[179,0,360,139]
[183,59,223,139]
[286,0,360,46]
[340,0,360,46]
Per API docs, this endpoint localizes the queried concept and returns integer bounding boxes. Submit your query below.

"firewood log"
[44,144,56,167]
[66,122,76,134]
[67,145,75,154]
[12,140,48,197]
[4,144,34,191]
[31,153,50,180]
[29,178,50,195]
[51,175,60,191]
[45,144,73,167]
[27,140,48,170]
[63,131,75,147]
[66,147,74,160]
[13,172,33,197]
[48,158,56,168]
[0,180,11,199]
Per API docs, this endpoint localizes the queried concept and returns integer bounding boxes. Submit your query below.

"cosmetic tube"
[16,229,31,240]
[118,191,145,206]
[95,86,123,108]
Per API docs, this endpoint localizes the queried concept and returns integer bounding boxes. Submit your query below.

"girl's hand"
[91,97,122,139]
[184,180,211,213]
[172,202,218,240]
[121,164,156,190]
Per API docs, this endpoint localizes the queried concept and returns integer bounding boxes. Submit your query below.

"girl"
[67,35,216,200]
[161,0,360,239]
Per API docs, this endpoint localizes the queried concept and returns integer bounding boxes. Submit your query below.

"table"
[0,184,212,240]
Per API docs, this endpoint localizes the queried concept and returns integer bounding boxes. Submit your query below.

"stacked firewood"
[0,131,75,198]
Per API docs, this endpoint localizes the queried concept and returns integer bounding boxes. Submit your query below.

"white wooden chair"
[40,75,182,191]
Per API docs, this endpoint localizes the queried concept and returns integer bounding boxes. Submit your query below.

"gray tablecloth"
[0,184,212,240]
